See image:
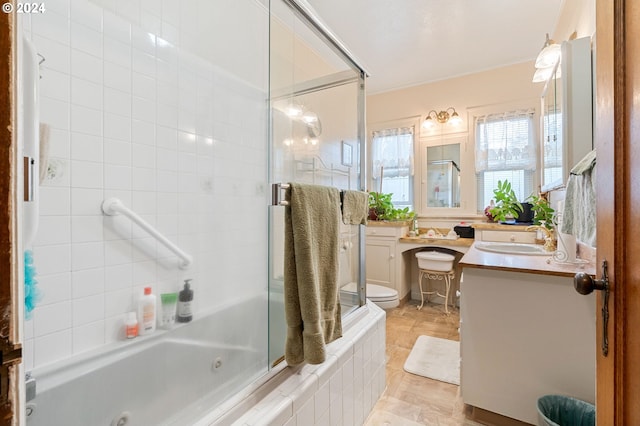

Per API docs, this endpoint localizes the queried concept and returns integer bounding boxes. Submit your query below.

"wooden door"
[595,0,640,423]
[0,6,21,425]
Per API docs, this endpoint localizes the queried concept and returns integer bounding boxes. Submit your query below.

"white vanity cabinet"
[460,266,596,424]
[365,224,408,291]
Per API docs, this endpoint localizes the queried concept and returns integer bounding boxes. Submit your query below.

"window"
[371,127,414,208]
[475,110,536,211]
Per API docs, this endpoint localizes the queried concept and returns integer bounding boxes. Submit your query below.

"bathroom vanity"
[365,221,472,304]
[459,245,596,425]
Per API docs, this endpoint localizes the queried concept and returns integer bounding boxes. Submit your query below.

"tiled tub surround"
[206,302,387,426]
[22,0,269,370]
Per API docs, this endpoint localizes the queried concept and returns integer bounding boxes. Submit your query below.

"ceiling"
[305,0,564,94]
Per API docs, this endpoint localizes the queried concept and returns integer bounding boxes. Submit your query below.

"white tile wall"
[24,0,269,370]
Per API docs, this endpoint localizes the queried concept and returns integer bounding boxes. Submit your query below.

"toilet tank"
[415,251,455,271]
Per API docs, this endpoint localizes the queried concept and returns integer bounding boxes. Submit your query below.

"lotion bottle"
[177,279,193,323]
[138,286,157,335]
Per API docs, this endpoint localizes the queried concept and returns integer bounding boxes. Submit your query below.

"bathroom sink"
[474,242,550,256]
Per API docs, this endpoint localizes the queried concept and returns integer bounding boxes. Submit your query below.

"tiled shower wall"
[22,0,269,370]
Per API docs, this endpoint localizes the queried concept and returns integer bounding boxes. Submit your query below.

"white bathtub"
[26,298,386,426]
[26,296,268,426]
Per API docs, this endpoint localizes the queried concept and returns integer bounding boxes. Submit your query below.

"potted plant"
[368,192,415,221]
[526,193,555,230]
[488,180,523,223]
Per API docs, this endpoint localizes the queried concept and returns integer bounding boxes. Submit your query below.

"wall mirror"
[540,61,563,191]
[425,143,461,208]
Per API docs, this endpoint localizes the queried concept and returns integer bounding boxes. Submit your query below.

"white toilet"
[341,282,400,309]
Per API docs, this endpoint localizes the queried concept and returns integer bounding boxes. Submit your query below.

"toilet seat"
[341,282,399,309]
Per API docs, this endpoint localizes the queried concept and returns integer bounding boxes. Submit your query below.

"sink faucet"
[526,225,556,251]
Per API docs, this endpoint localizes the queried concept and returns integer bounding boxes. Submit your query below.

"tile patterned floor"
[365,300,484,426]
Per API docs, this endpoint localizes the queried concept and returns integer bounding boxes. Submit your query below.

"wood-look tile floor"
[365,300,484,426]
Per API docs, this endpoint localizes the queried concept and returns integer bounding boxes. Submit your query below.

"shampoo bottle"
[177,279,193,323]
[138,286,157,335]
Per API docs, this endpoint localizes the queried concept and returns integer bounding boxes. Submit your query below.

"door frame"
[0,4,21,424]
[595,0,640,423]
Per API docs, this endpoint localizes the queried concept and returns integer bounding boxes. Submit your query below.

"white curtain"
[475,109,536,173]
[371,127,414,179]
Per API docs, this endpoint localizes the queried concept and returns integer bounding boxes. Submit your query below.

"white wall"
[22,0,269,370]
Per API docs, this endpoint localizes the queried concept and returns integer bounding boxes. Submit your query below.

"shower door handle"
[574,260,609,356]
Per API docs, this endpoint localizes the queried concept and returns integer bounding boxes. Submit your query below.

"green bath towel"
[284,183,342,366]
[342,190,369,225]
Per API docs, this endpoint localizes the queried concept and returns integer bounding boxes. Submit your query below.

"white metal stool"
[417,268,456,313]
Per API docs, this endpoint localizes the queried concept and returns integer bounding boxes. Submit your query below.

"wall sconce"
[532,33,564,83]
[422,107,462,129]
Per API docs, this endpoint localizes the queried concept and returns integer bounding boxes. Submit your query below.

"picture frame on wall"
[341,141,353,167]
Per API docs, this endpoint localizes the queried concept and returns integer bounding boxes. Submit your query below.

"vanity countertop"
[460,243,596,277]
[398,236,474,248]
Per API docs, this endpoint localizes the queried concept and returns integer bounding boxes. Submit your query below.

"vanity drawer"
[366,226,406,237]
[479,230,536,243]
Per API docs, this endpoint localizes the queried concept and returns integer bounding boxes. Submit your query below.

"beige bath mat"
[403,335,460,385]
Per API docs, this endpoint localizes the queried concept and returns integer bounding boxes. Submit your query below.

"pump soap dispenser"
[177,279,193,323]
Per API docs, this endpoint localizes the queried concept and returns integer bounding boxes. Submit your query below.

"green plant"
[488,180,523,223]
[368,192,415,221]
[526,193,555,230]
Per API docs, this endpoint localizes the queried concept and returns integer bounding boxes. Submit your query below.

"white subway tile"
[71,132,103,162]
[72,241,104,270]
[104,239,133,266]
[104,214,133,241]
[132,72,156,101]
[132,96,156,123]
[104,138,132,166]
[132,167,156,191]
[37,272,72,305]
[72,320,105,354]
[131,236,157,260]
[31,10,70,45]
[104,113,131,141]
[104,164,132,190]
[103,11,131,43]
[156,126,177,150]
[314,380,330,423]
[71,160,103,189]
[105,314,126,343]
[104,61,131,92]
[34,329,72,368]
[44,0,69,17]
[131,27,156,55]
[40,69,70,102]
[132,260,157,286]
[140,13,161,36]
[131,119,155,145]
[71,48,103,84]
[70,22,102,57]
[157,60,178,85]
[157,103,178,128]
[73,294,105,326]
[132,191,156,214]
[34,216,71,246]
[105,263,132,291]
[41,97,70,131]
[132,49,156,76]
[33,35,71,74]
[295,397,314,426]
[71,216,104,243]
[71,105,102,136]
[40,186,71,216]
[104,88,132,116]
[70,0,103,31]
[71,188,104,215]
[33,301,71,337]
[157,147,178,172]
[33,244,71,275]
[178,131,197,152]
[105,288,134,317]
[104,37,132,69]
[72,267,105,298]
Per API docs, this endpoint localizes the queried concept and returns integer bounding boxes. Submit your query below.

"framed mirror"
[425,142,461,208]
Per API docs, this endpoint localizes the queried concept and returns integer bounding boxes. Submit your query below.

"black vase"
[516,202,534,223]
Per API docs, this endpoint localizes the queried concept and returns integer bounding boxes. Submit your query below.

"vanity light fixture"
[422,107,462,129]
[535,33,561,69]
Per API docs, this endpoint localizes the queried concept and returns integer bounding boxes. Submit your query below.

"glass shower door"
[268,0,366,366]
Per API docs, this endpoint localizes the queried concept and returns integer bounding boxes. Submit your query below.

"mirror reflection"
[426,144,461,208]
